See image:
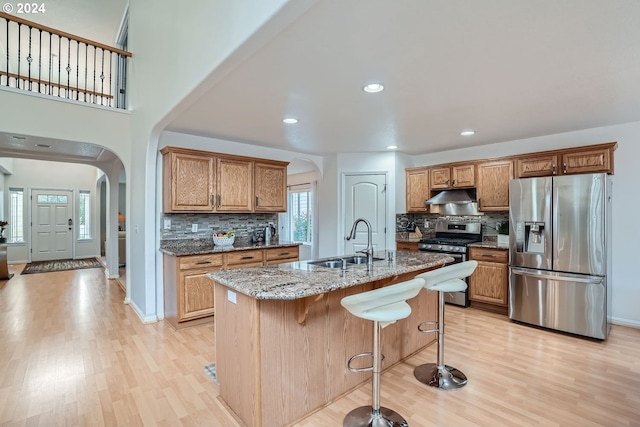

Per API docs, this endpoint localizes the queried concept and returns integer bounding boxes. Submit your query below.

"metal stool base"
[414,363,467,390]
[343,406,409,427]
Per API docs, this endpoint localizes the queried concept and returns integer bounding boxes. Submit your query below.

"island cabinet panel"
[213,268,439,427]
[406,168,430,212]
[163,151,214,211]
[477,160,513,212]
[254,162,287,212]
[216,158,254,211]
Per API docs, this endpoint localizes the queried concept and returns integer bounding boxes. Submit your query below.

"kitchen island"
[209,251,453,427]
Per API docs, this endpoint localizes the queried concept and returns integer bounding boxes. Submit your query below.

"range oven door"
[419,250,470,307]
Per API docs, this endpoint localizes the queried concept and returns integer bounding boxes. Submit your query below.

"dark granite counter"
[159,238,301,256]
[208,251,453,300]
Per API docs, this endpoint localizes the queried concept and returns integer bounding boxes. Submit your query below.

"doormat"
[21,258,103,275]
[204,363,219,385]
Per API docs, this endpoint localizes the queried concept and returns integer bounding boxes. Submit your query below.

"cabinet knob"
[255,195,259,207]
[453,179,456,185]
[217,194,221,207]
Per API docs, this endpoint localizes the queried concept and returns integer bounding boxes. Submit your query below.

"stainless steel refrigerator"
[508,173,612,339]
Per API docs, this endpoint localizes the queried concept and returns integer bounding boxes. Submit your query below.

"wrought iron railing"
[0,12,132,109]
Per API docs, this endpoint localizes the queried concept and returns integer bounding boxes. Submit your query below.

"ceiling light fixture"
[282,117,298,124]
[363,83,384,93]
[386,145,398,150]
[35,143,51,148]
[460,129,475,136]
[12,136,26,141]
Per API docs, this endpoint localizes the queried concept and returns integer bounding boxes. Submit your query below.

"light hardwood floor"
[1,264,639,426]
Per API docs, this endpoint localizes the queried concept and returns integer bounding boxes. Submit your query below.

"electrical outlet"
[227,290,237,304]
[163,219,171,230]
[191,224,198,233]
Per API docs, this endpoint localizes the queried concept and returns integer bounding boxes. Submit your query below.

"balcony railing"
[0,12,132,109]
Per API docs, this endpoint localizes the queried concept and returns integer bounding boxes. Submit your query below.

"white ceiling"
[3,0,640,163]
[166,0,640,156]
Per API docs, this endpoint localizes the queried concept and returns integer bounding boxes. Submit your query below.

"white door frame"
[340,172,388,256]
[29,188,76,262]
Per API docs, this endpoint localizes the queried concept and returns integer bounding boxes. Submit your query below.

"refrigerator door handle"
[511,268,603,284]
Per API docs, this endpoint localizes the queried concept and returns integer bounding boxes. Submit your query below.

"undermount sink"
[308,255,385,269]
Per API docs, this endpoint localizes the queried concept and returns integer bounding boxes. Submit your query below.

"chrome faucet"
[346,218,374,266]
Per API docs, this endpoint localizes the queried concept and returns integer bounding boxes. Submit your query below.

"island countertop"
[208,250,453,300]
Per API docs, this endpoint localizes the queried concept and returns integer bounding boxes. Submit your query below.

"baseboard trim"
[128,299,158,324]
[611,317,640,329]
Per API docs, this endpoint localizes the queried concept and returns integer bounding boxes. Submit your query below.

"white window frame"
[9,188,25,243]
[78,190,92,240]
[286,186,312,245]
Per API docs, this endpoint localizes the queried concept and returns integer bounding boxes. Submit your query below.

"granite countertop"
[159,238,301,256]
[208,251,454,300]
[468,241,509,250]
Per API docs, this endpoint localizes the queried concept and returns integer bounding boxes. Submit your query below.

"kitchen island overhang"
[209,251,453,427]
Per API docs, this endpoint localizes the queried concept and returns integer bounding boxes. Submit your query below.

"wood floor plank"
[1,263,640,426]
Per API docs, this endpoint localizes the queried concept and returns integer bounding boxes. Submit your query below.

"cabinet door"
[216,158,254,211]
[265,246,300,264]
[406,169,430,212]
[430,167,451,190]
[561,147,612,175]
[164,152,214,212]
[396,242,419,252]
[254,163,287,212]
[180,269,217,320]
[469,261,508,306]
[477,160,513,211]
[516,155,558,178]
[452,165,475,188]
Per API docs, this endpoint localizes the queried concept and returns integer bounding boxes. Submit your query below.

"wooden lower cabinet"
[164,245,300,328]
[396,241,419,252]
[469,247,509,311]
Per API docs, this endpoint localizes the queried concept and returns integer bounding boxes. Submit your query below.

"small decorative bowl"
[213,235,235,246]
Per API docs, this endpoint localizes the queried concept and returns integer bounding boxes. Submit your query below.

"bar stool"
[340,278,426,427]
[414,261,478,390]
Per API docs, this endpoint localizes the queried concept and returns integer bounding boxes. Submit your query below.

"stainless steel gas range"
[418,221,482,307]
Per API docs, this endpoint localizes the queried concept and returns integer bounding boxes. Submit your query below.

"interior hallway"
[0,264,639,426]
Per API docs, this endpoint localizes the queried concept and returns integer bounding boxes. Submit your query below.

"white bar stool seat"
[340,278,425,427]
[414,261,478,390]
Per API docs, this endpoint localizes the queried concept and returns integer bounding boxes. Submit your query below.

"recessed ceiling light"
[282,117,298,124]
[460,129,475,136]
[386,145,398,150]
[35,143,51,148]
[363,83,384,93]
[12,136,26,141]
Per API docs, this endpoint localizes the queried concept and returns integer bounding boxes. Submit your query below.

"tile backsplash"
[161,213,278,240]
[396,211,509,238]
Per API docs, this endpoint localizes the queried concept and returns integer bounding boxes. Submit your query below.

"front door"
[343,174,387,254]
[32,190,74,261]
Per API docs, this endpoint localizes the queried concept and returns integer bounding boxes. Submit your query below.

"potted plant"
[497,220,509,247]
[0,220,7,243]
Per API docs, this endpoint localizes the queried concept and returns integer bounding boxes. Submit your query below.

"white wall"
[3,159,102,262]
[395,121,640,326]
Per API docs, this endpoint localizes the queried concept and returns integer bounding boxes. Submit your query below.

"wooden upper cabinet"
[477,160,513,212]
[254,162,287,212]
[163,151,214,211]
[406,168,430,212]
[515,143,616,178]
[516,154,559,178]
[561,146,613,175]
[430,165,475,189]
[216,158,254,211]
[161,147,289,213]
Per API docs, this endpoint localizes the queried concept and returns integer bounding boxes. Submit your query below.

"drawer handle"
[279,252,290,256]
[241,256,254,260]
[195,260,212,264]
[481,254,497,258]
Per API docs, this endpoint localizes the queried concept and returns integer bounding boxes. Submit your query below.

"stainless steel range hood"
[425,189,474,205]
